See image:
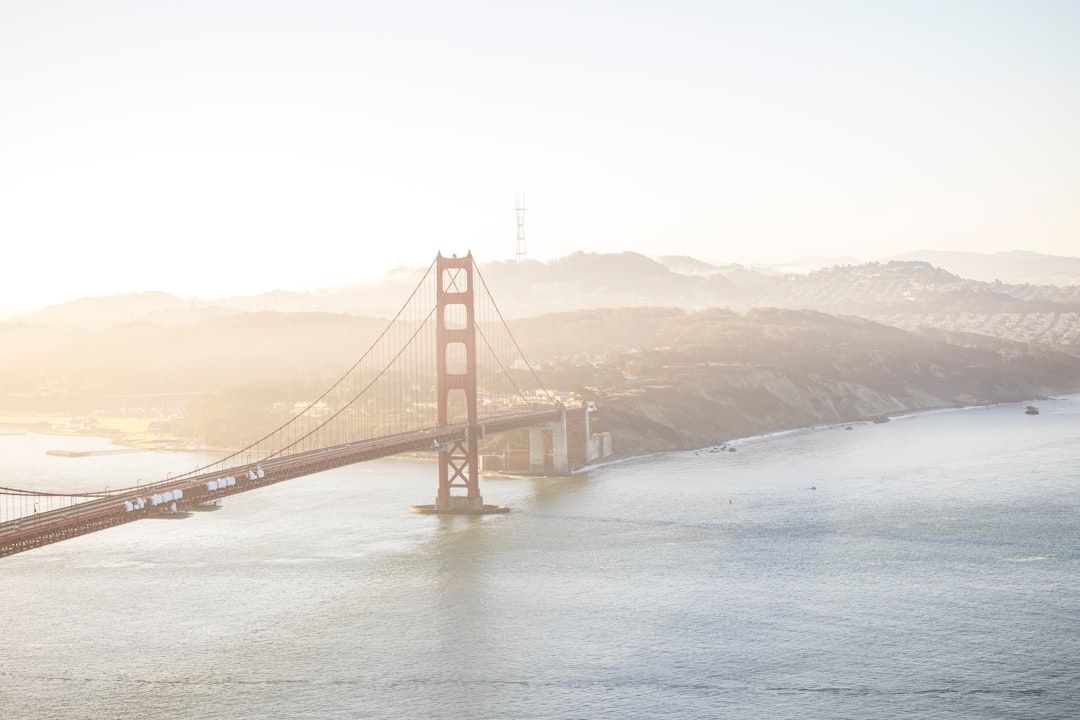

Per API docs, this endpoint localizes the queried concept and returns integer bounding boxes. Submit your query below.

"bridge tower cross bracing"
[428,252,506,514]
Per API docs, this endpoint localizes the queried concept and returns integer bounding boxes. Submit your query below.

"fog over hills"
[10,250,1080,349]
[6,250,1071,323]
[5,249,1080,453]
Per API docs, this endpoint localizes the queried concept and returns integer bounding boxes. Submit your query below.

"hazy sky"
[2,0,1078,308]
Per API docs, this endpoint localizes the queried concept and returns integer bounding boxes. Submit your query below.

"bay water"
[2,397,1079,719]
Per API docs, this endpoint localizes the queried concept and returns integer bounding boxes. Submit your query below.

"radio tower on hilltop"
[515,192,527,262]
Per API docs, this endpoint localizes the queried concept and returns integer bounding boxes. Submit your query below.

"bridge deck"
[0,408,570,558]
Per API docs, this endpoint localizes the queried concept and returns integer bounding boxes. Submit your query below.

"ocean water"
[2,397,1079,719]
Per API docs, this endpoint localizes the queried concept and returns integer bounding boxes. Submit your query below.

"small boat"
[1025,405,1040,415]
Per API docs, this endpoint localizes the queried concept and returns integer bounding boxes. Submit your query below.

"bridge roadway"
[0,407,567,558]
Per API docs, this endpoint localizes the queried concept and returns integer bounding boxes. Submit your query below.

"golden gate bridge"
[0,253,606,558]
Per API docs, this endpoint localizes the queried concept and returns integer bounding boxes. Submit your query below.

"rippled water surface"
[2,398,1079,719]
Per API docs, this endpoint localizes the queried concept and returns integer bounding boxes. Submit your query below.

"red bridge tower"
[413,252,508,514]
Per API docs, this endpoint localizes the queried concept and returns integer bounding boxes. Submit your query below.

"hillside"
[4,306,1079,456]
[509,307,1080,453]
[6,250,1080,456]
[0,312,388,413]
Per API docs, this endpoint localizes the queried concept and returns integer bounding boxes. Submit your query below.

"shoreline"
[4,394,1073,468]
[572,394,1075,474]
[0,420,226,454]
[713,393,1074,448]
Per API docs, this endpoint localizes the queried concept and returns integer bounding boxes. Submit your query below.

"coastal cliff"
[515,308,1080,456]
[591,363,1070,455]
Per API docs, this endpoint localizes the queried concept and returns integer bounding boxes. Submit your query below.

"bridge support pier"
[524,404,610,474]
[529,407,570,473]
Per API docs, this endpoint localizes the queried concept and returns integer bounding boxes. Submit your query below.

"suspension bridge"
[0,253,611,558]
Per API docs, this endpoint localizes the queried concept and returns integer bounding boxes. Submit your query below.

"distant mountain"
[886,250,1080,286]
[12,281,419,329]
[8,251,1080,349]
[8,252,736,327]
[652,255,724,276]
[783,255,864,271]
[15,292,238,329]
[208,266,430,318]
[474,252,735,316]
[727,260,1080,348]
